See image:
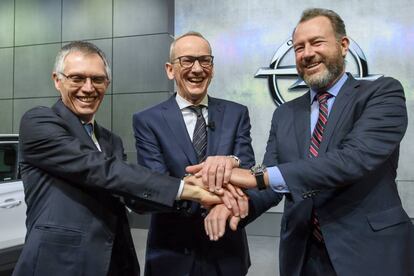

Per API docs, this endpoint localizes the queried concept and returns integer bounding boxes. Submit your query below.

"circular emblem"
[255,37,381,106]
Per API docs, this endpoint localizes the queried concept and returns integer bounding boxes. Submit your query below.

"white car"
[0,135,26,274]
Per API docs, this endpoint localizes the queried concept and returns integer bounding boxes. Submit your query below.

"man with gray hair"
[13,41,220,276]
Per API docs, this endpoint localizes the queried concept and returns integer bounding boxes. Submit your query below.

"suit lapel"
[206,96,224,156]
[52,99,97,150]
[294,93,312,158]
[319,74,359,153]
[162,96,198,164]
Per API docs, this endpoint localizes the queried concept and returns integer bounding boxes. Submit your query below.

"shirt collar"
[81,117,95,126]
[310,72,348,104]
[175,93,208,110]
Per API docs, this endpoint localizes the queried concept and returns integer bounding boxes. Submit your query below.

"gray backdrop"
[0,0,412,218]
[175,0,414,217]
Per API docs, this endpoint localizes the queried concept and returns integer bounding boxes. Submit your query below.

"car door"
[0,141,26,250]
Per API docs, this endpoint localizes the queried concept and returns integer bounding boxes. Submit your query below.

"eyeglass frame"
[58,72,109,88]
[171,55,214,69]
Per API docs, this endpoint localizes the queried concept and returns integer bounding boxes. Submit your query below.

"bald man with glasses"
[133,31,255,276]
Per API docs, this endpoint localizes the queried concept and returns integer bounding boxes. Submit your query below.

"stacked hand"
[185,156,260,241]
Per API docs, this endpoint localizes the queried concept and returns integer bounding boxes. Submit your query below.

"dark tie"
[309,92,332,242]
[188,105,207,162]
[83,123,93,137]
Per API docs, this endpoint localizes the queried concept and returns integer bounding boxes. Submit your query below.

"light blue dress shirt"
[268,73,349,193]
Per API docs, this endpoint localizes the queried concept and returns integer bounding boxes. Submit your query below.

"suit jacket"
[248,74,414,276]
[13,99,181,276]
[133,95,255,276]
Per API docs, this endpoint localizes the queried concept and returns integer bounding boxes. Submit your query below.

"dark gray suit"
[13,99,181,276]
[248,75,414,276]
[133,95,255,276]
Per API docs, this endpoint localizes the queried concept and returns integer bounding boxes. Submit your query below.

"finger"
[238,194,249,218]
[217,211,227,239]
[226,184,240,199]
[186,163,203,174]
[223,158,234,185]
[235,186,246,197]
[224,190,240,217]
[208,162,219,192]
[229,216,241,231]
[205,214,215,241]
[220,190,232,209]
[215,163,225,191]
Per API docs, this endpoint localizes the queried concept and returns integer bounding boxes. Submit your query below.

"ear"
[165,63,175,80]
[52,72,61,91]
[340,36,350,57]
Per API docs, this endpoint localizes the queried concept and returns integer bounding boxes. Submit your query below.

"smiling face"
[165,35,213,104]
[53,51,109,122]
[293,16,349,90]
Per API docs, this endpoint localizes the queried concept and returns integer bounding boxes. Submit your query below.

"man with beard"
[195,8,414,276]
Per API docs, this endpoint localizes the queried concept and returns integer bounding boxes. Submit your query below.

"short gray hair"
[294,8,347,41]
[169,31,212,62]
[53,41,111,81]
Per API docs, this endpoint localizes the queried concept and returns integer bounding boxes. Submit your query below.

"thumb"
[229,216,241,231]
[186,163,204,174]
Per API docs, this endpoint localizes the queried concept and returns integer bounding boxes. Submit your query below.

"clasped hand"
[185,156,256,241]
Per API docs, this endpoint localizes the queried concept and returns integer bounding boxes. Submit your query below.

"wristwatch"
[250,164,267,190]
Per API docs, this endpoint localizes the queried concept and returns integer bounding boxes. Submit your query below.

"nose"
[82,77,95,91]
[191,60,204,72]
[302,44,315,59]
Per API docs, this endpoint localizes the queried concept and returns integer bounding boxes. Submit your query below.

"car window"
[0,144,19,182]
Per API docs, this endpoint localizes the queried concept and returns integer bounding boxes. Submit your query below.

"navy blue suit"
[14,100,181,276]
[133,95,255,276]
[247,75,414,276]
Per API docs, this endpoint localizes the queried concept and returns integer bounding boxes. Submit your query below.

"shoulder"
[133,99,170,122]
[209,96,248,112]
[20,105,60,127]
[98,124,123,144]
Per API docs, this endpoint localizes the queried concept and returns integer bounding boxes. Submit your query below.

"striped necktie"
[309,92,332,242]
[188,105,207,162]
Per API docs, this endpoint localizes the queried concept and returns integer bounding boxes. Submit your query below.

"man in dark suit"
[13,41,221,276]
[197,8,414,276]
[133,32,255,276]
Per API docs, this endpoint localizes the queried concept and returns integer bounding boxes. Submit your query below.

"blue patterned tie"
[188,105,207,162]
[83,123,93,137]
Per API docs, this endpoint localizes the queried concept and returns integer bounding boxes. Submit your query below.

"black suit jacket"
[13,99,181,276]
[133,95,255,276]
[248,75,414,276]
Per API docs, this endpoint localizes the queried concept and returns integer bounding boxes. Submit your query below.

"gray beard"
[303,62,343,90]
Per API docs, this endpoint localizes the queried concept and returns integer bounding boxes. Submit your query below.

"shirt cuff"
[176,180,185,200]
[267,166,289,193]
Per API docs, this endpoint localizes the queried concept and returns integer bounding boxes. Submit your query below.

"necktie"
[83,123,93,137]
[309,92,332,242]
[188,105,207,162]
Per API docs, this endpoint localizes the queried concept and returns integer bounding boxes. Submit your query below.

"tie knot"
[83,123,93,136]
[188,105,204,117]
[317,92,332,104]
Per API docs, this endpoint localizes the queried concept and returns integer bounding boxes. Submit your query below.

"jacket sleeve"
[19,106,180,209]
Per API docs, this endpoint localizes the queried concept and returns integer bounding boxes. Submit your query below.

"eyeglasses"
[172,55,214,69]
[59,73,109,88]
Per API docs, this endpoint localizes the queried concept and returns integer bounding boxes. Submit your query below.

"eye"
[92,77,107,84]
[294,46,304,53]
[70,76,85,83]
